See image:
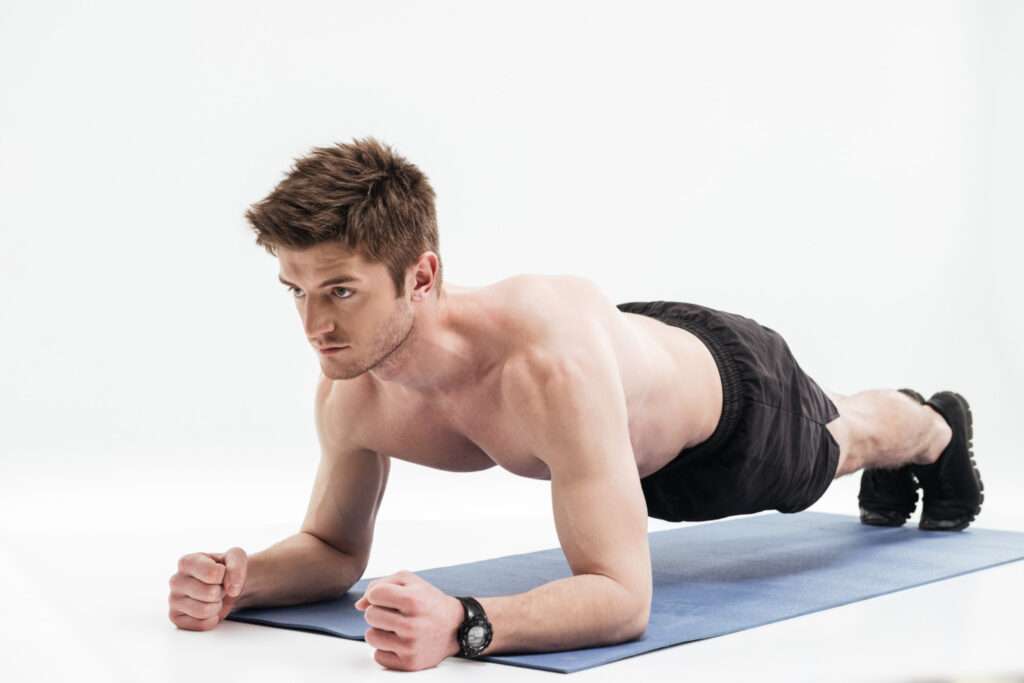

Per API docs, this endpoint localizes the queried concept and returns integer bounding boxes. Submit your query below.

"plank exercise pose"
[167,137,984,671]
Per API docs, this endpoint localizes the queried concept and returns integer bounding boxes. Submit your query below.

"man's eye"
[285,286,351,299]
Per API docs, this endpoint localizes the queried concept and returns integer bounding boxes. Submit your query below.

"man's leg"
[824,388,953,479]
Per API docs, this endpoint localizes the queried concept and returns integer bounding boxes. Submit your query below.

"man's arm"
[233,532,365,610]
[235,375,390,610]
[472,321,653,655]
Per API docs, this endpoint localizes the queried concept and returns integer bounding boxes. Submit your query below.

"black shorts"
[618,300,841,522]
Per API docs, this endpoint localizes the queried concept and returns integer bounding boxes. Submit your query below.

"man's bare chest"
[358,381,554,479]
[343,283,722,482]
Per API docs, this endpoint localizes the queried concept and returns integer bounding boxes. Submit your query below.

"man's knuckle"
[190,613,212,628]
[405,617,423,639]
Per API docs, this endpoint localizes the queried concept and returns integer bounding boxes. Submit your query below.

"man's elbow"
[625,579,652,639]
[618,602,650,641]
[598,575,651,641]
[632,608,651,639]
[611,578,651,641]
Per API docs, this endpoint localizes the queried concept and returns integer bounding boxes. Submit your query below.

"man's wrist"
[447,595,465,657]
[231,587,254,611]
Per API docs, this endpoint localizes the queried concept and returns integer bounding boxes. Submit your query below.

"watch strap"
[455,596,492,658]
[457,596,483,620]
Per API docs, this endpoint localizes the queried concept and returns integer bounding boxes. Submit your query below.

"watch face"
[467,624,487,647]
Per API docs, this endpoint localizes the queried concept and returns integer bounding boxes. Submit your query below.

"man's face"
[276,242,414,381]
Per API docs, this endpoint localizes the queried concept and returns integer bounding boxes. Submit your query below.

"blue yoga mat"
[227,511,1024,673]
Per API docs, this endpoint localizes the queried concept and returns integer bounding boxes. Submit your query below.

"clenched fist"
[168,547,248,631]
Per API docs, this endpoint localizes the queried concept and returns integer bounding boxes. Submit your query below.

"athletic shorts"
[617,300,841,522]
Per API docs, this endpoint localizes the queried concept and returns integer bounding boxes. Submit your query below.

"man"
[167,137,984,671]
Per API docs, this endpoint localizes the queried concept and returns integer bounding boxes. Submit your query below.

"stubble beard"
[322,300,415,381]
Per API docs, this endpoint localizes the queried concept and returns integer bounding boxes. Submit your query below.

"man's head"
[245,137,443,380]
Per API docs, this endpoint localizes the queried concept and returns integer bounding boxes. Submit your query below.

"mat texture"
[227,511,1024,673]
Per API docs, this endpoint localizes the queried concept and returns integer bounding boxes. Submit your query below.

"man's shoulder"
[313,371,374,440]
[495,273,612,343]
[496,274,619,388]
[498,272,603,304]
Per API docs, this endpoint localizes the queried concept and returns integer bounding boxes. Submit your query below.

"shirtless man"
[167,137,984,672]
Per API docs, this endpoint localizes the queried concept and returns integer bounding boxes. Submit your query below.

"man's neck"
[368,283,492,399]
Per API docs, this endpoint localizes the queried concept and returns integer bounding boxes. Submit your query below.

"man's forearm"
[233,531,365,610]
[471,573,648,656]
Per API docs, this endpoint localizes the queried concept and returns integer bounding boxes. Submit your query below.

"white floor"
[3,449,1022,683]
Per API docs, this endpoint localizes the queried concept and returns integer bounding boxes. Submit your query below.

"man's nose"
[302,301,335,338]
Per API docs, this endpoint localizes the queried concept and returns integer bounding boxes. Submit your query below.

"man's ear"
[410,251,440,300]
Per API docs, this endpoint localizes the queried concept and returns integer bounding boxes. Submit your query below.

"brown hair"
[245,136,442,299]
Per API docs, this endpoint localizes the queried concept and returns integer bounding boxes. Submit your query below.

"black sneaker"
[858,388,925,527]
[912,391,984,531]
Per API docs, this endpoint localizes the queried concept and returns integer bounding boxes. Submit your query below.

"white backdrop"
[2,1,1022,679]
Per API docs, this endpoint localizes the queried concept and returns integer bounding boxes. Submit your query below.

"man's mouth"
[318,345,349,355]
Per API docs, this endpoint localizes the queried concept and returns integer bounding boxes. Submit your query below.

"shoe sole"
[858,388,925,527]
[859,508,913,526]
[919,390,985,532]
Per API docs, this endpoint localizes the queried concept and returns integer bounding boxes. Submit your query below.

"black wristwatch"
[455,596,493,658]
